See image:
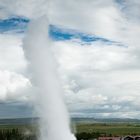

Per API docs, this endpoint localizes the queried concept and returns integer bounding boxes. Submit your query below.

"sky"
[0,0,140,119]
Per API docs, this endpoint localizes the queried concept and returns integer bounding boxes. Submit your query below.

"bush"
[0,129,36,140]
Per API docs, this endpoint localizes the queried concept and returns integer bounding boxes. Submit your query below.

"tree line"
[0,129,36,140]
[0,128,110,140]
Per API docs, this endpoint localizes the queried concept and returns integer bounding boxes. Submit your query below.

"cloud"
[0,17,126,47]
[0,0,140,118]
[1,0,140,44]
[0,0,49,19]
[0,102,33,118]
[116,0,140,23]
[0,33,30,103]
[0,70,31,102]
[52,40,140,117]
[0,34,27,72]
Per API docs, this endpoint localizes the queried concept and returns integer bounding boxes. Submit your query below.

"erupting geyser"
[23,16,76,140]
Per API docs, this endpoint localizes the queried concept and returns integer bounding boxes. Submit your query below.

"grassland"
[0,123,140,136]
[76,123,140,136]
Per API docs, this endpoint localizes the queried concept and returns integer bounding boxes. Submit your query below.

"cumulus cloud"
[0,0,140,118]
[0,0,49,19]
[0,70,31,102]
[51,40,140,117]
[117,0,140,22]
[0,34,27,72]
[0,33,31,103]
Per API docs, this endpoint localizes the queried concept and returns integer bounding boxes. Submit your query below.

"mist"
[22,15,76,140]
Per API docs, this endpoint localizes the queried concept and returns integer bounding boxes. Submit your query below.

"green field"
[76,123,140,136]
[0,123,140,136]
[0,124,37,134]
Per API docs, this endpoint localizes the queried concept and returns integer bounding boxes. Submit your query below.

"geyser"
[23,16,76,140]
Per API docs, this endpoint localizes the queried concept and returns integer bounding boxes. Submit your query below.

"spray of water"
[23,16,76,140]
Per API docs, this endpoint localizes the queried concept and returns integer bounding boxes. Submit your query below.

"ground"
[0,122,140,137]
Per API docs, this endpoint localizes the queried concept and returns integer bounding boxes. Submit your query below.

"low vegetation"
[0,128,36,140]
[76,123,140,136]
[0,123,140,140]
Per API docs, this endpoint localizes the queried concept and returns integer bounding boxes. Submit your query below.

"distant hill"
[0,118,38,125]
[72,118,140,123]
[0,117,140,125]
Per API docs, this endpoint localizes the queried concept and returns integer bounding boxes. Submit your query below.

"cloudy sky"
[0,0,140,119]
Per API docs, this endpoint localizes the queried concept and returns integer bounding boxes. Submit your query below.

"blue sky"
[0,0,140,119]
[0,16,125,46]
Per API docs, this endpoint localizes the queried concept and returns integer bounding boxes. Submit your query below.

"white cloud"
[0,0,49,19]
[0,0,140,118]
[0,70,31,102]
[0,34,31,103]
[0,34,27,72]
[0,36,139,117]
[51,40,140,117]
[118,0,140,23]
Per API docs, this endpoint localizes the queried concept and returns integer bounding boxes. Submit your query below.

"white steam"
[23,16,76,140]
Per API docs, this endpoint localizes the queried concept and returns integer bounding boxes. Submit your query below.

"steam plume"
[23,16,76,140]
